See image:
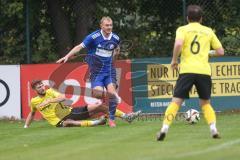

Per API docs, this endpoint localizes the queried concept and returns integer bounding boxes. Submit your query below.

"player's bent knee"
[92,91,104,99]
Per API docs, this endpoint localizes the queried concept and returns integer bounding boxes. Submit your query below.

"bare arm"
[209,47,224,57]
[171,39,183,69]
[24,111,35,128]
[56,43,84,63]
[113,45,120,61]
[37,94,66,108]
[49,94,66,103]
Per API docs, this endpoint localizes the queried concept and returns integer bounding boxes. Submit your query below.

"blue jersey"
[82,30,120,76]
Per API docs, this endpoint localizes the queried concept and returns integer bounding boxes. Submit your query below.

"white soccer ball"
[185,109,200,124]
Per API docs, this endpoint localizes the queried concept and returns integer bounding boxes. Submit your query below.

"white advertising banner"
[0,65,21,119]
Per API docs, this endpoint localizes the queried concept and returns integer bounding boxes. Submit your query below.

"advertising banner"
[21,61,133,119]
[0,65,21,118]
[132,57,240,113]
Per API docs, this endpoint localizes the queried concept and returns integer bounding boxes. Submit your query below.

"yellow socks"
[201,104,216,125]
[163,102,180,126]
[80,120,94,127]
[115,109,126,118]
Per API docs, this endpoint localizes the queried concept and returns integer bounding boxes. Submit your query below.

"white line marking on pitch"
[176,138,240,158]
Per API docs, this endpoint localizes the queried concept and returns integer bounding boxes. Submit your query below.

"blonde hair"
[100,16,112,24]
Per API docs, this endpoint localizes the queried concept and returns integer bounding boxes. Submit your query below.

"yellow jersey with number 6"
[176,22,222,75]
[30,88,72,126]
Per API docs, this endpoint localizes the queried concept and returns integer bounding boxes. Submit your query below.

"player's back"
[177,22,221,75]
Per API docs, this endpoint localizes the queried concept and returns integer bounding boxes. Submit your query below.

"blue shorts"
[90,69,117,88]
[90,73,117,88]
[86,55,117,88]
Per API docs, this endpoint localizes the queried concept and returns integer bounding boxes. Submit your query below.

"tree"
[0,0,239,64]
[46,0,72,56]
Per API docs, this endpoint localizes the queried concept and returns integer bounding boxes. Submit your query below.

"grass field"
[0,113,240,160]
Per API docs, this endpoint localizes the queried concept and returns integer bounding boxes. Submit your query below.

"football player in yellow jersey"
[24,80,141,128]
[157,5,224,141]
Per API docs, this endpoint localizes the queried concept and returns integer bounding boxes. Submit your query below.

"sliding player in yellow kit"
[24,80,141,128]
[157,5,224,141]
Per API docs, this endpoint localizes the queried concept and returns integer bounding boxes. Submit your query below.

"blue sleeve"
[117,38,120,45]
[82,35,94,49]
[113,34,120,46]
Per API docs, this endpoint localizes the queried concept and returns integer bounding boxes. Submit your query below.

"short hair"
[31,80,42,89]
[100,16,112,24]
[187,5,203,22]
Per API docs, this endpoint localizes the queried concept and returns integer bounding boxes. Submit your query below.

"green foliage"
[32,29,57,63]
[30,0,58,63]
[0,0,239,64]
[0,0,25,64]
[222,28,240,56]
[220,0,240,56]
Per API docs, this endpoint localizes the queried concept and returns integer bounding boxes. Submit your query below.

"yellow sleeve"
[48,88,61,98]
[30,99,37,112]
[175,27,185,40]
[211,31,222,49]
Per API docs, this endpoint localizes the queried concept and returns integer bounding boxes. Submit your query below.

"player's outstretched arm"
[209,48,224,57]
[47,94,66,104]
[56,43,84,63]
[37,94,66,108]
[113,45,120,61]
[24,111,35,128]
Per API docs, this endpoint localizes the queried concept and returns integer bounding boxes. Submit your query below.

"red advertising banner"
[21,61,133,119]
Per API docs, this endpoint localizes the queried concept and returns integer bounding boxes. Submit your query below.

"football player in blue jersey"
[57,16,134,127]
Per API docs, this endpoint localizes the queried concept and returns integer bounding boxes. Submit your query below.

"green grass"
[0,114,240,160]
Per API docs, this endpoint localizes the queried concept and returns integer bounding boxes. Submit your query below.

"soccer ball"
[185,109,200,124]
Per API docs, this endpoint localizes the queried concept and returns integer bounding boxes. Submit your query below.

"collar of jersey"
[189,22,201,25]
[100,30,112,40]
